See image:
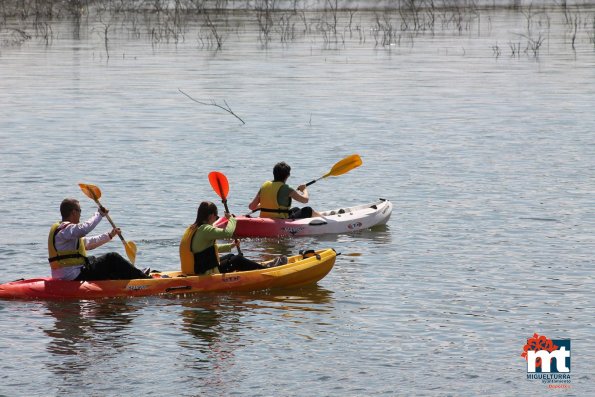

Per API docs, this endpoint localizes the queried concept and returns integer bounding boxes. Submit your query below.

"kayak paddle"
[208,171,242,255]
[78,183,138,265]
[305,154,363,186]
[208,171,230,213]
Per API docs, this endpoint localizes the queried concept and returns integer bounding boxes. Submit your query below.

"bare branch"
[178,88,245,125]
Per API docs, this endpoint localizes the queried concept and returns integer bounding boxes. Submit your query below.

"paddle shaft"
[103,212,126,243]
[305,178,321,187]
[220,200,241,255]
[79,183,137,264]
[221,199,230,214]
[86,192,128,244]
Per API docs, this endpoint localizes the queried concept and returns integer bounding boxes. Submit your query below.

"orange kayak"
[0,249,336,300]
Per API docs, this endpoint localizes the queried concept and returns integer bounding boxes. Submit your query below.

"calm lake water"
[0,4,594,396]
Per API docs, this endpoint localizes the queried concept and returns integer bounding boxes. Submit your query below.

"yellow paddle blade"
[125,241,137,265]
[78,183,102,201]
[323,154,362,178]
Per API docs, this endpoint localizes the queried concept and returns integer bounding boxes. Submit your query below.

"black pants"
[75,252,150,281]
[218,254,265,273]
[289,206,313,219]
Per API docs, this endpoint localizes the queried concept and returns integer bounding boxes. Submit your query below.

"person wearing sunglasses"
[48,198,151,281]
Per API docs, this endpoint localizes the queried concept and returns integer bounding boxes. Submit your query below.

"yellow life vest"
[179,225,220,275]
[259,181,291,219]
[47,222,87,270]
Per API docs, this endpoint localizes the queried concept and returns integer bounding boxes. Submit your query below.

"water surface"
[0,5,594,396]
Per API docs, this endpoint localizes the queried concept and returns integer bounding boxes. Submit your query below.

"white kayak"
[215,198,392,238]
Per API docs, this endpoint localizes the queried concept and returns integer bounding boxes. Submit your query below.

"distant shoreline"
[0,0,592,16]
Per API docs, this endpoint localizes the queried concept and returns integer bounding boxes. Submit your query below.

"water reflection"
[241,225,393,260]
[42,299,139,376]
[253,285,335,308]
[243,238,298,260]
[179,285,334,343]
[179,297,235,347]
[177,285,334,351]
[169,285,335,393]
[176,295,242,392]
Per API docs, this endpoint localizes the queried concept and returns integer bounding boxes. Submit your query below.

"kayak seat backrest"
[338,209,345,214]
[300,249,321,260]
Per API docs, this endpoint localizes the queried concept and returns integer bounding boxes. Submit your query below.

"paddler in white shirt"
[48,198,151,280]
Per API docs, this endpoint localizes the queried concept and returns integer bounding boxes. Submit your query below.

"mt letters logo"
[521,333,571,387]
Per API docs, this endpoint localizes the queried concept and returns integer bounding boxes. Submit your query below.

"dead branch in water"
[178,88,245,125]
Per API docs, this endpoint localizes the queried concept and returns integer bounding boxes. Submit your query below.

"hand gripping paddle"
[208,172,242,256]
[78,183,138,264]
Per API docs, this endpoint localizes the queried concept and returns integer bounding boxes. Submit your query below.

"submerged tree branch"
[178,88,245,125]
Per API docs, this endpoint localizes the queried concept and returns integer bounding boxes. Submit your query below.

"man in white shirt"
[48,198,150,280]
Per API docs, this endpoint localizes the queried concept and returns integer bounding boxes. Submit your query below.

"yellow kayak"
[0,249,336,300]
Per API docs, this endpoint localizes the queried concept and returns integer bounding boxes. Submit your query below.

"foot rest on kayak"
[263,255,288,268]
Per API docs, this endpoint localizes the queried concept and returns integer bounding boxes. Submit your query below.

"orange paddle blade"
[323,154,363,178]
[208,172,229,200]
[78,183,102,201]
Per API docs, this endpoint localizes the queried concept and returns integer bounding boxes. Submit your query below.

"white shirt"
[51,211,111,280]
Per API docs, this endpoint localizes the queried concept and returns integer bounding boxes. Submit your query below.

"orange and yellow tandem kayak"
[0,249,336,300]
